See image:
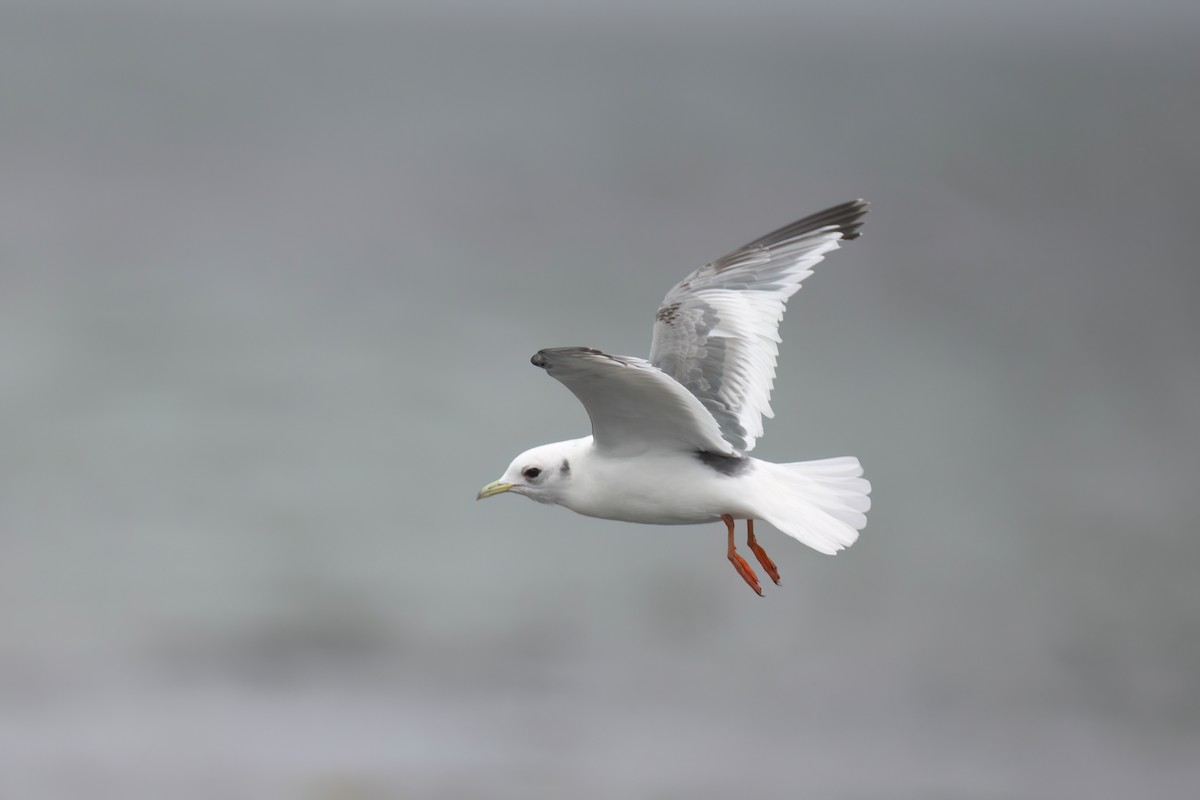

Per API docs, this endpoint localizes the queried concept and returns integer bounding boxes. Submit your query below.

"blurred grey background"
[2,1,1198,797]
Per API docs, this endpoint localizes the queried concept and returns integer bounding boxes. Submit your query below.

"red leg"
[745,519,781,585]
[724,514,763,596]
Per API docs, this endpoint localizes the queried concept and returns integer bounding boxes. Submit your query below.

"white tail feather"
[757,457,871,555]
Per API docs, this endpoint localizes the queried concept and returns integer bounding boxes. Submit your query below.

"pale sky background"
[2,1,1199,798]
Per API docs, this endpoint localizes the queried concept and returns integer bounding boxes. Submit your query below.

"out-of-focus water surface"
[2,1,1198,797]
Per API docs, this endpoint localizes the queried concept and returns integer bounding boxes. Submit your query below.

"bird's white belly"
[562,451,761,525]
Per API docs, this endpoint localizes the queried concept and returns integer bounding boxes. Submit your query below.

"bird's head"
[477,440,581,505]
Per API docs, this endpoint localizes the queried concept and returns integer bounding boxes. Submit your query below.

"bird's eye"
[523,467,542,480]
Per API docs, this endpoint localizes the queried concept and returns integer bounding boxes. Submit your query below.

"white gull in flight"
[477,200,872,595]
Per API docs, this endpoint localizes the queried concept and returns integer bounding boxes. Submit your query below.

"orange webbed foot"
[723,514,763,596]
[746,519,781,585]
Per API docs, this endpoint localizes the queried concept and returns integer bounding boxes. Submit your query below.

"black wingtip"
[798,199,869,241]
[531,346,605,369]
[733,199,869,255]
[835,198,870,241]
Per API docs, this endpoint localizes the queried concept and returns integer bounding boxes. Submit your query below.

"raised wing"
[648,200,868,454]
[531,347,736,456]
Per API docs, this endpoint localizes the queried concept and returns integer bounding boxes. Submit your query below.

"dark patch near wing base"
[696,450,752,476]
[655,303,682,324]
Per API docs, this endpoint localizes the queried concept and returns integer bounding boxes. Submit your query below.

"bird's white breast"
[560,445,761,525]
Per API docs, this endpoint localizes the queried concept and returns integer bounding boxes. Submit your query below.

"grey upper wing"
[530,347,736,456]
[648,200,868,454]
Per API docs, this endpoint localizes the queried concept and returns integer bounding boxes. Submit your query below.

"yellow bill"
[476,480,514,500]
